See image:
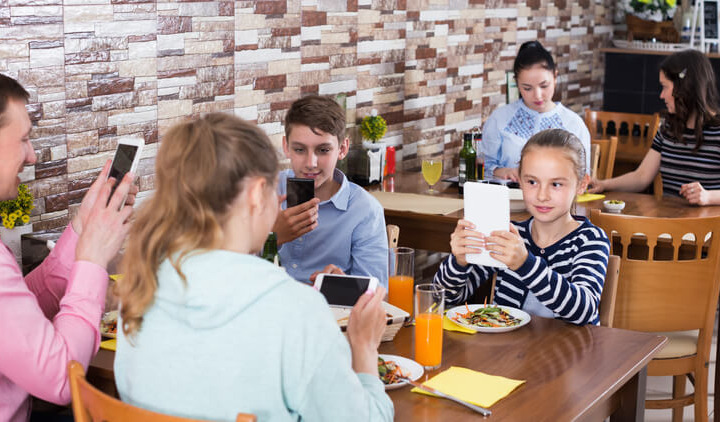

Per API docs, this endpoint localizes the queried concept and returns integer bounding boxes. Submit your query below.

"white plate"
[446,304,531,333]
[378,354,423,390]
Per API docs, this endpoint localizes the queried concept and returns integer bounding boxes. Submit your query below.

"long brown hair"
[117,113,279,338]
[660,49,720,151]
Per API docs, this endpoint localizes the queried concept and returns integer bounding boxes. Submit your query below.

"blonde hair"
[117,113,279,338]
[518,128,586,181]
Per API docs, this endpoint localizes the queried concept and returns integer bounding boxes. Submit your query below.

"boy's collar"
[325,169,350,211]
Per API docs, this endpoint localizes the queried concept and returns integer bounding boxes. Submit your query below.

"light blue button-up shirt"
[278,169,389,286]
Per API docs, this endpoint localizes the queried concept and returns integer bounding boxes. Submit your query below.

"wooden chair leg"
[672,375,686,422]
[694,368,709,422]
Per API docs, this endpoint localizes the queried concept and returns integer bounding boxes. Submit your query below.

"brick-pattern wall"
[2,0,615,230]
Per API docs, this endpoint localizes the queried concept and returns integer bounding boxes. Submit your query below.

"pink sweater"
[0,226,108,422]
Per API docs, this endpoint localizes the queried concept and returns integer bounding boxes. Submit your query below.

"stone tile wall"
[2,0,615,230]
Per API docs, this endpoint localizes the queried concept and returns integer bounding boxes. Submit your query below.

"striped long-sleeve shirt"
[433,217,610,326]
[652,125,720,197]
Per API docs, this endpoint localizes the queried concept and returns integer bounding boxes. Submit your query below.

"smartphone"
[313,274,379,308]
[286,177,315,208]
[107,138,143,206]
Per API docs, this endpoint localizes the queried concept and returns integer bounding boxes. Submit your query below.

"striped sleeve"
[432,255,494,306]
[511,226,610,325]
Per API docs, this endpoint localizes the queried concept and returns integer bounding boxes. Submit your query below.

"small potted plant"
[356,110,388,184]
[621,0,679,42]
[0,184,34,265]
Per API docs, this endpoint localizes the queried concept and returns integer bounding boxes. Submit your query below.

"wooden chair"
[598,254,620,328]
[590,136,618,180]
[589,210,720,422]
[584,110,661,176]
[68,361,257,422]
[387,224,399,249]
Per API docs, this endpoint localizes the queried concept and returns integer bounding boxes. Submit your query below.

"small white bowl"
[603,200,626,213]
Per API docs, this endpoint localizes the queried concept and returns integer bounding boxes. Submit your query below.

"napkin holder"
[346,144,384,186]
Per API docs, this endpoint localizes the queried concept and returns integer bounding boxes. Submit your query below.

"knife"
[402,376,492,417]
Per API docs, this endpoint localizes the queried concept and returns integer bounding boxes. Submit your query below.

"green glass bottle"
[474,130,484,181]
[262,232,281,266]
[458,132,477,194]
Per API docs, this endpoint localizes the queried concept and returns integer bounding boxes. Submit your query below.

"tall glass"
[421,159,442,194]
[388,247,414,316]
[414,284,445,370]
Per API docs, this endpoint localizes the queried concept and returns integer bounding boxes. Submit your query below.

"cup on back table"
[388,247,414,317]
[415,284,445,370]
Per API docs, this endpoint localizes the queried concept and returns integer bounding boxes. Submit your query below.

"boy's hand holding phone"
[273,196,320,246]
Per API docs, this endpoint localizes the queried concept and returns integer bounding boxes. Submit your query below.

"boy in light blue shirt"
[273,95,389,285]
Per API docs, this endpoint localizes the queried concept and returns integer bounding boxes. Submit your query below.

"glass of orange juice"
[388,247,414,316]
[414,284,444,370]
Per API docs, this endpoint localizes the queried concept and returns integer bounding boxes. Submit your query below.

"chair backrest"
[590,137,618,180]
[599,255,620,328]
[68,361,257,422]
[584,110,661,164]
[590,210,720,338]
[387,224,399,249]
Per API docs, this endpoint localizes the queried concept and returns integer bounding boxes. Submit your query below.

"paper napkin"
[100,339,116,351]
[576,193,605,203]
[412,366,525,408]
[443,315,476,334]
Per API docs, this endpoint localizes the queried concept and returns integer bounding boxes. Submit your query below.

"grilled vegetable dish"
[378,357,407,385]
[453,305,522,328]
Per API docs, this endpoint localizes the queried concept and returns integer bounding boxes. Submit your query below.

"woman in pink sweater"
[0,74,137,422]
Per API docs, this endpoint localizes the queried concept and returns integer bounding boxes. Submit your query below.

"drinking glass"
[388,247,414,316]
[414,284,445,370]
[421,159,443,194]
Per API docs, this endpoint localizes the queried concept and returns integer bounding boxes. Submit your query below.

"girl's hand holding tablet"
[450,219,486,267]
[484,224,528,271]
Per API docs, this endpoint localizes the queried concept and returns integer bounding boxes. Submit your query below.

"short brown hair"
[0,74,29,128]
[284,95,345,142]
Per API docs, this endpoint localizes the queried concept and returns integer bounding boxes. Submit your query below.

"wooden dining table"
[90,317,665,421]
[370,170,720,421]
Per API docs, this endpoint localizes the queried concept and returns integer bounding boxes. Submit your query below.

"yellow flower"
[8,213,17,221]
[13,210,21,217]
[666,0,676,5]
[4,220,14,229]
[21,215,30,224]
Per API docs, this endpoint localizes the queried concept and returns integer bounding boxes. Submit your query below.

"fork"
[401,376,492,417]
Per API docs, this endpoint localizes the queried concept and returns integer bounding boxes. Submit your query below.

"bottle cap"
[463,133,472,141]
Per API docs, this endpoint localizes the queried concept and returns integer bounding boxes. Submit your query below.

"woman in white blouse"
[483,40,591,181]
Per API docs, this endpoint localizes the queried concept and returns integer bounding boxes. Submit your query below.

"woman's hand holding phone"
[450,219,486,267]
[273,196,320,245]
[74,160,136,268]
[347,285,387,375]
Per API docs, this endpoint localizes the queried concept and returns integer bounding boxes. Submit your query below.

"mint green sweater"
[115,251,393,421]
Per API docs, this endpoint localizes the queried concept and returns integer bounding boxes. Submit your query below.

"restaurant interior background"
[4,0,615,235]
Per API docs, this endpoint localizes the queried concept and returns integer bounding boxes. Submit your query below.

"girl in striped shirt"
[434,129,610,325]
[590,49,720,204]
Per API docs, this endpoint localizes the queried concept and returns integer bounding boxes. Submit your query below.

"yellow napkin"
[100,339,116,351]
[412,366,525,408]
[576,193,605,203]
[443,314,476,334]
